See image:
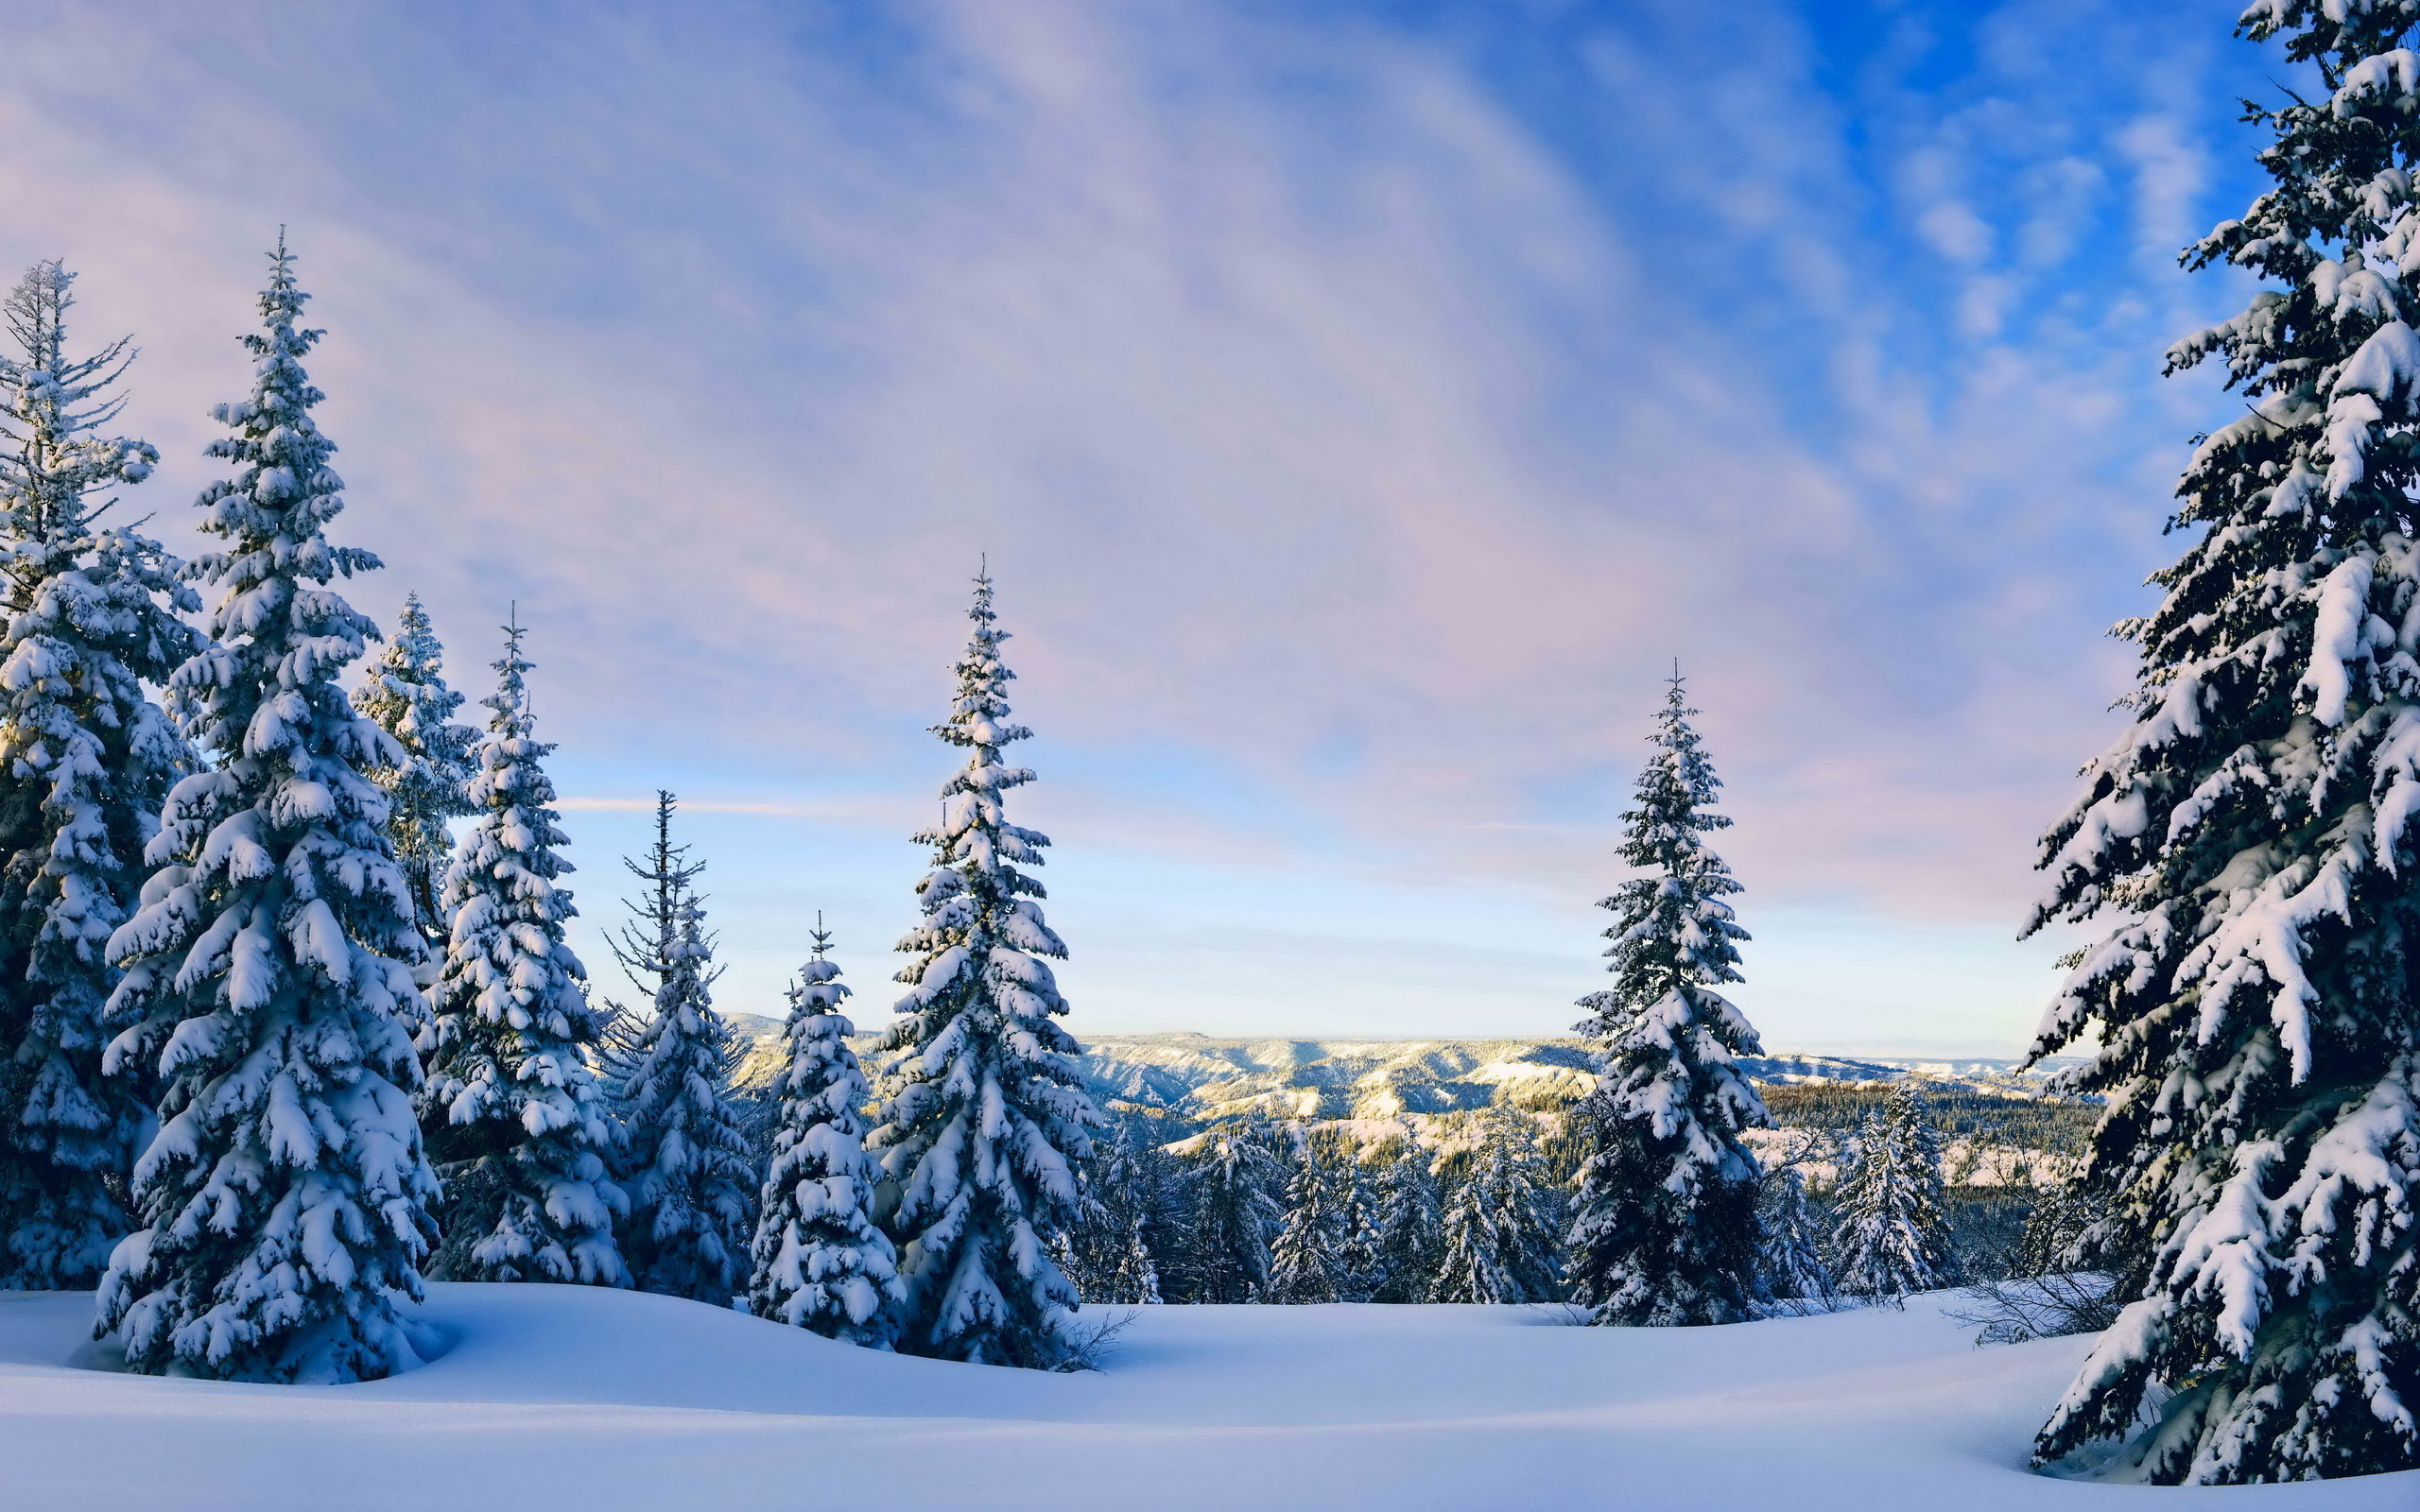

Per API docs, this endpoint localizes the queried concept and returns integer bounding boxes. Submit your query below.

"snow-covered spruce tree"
[1335,1147,1385,1303]
[1269,1133,1345,1304]
[1177,1119,1286,1303]
[1755,1166,1839,1308]
[1564,671,1770,1326]
[2018,4,2420,1483]
[867,570,1104,1366]
[1828,1086,1955,1301]
[1434,1106,1563,1305]
[1065,1118,1163,1305]
[419,618,625,1286]
[618,891,754,1304]
[1371,1125,1443,1303]
[747,923,901,1344]
[0,261,202,1290]
[95,245,441,1382]
[355,592,473,953]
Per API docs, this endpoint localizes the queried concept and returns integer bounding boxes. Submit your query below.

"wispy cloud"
[0,0,2283,1038]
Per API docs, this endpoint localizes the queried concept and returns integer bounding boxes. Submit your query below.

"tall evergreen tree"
[0,261,201,1289]
[868,570,1103,1366]
[355,592,473,952]
[95,245,441,1382]
[419,617,625,1286]
[1434,1106,1562,1305]
[2019,2,2420,1483]
[748,922,900,1344]
[1268,1133,1345,1304]
[1828,1086,1955,1301]
[1370,1125,1442,1304]
[618,891,754,1304]
[1175,1119,1285,1303]
[1564,672,1770,1326]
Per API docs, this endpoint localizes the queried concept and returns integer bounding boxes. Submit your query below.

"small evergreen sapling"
[618,892,756,1304]
[747,923,901,1345]
[420,618,626,1286]
[1564,672,1771,1326]
[355,592,474,953]
[95,245,441,1382]
[0,261,202,1289]
[868,570,1104,1366]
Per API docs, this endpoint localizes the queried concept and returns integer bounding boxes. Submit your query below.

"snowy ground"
[3,1286,2414,1510]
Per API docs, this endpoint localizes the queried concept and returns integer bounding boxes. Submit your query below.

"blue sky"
[0,1,2285,1052]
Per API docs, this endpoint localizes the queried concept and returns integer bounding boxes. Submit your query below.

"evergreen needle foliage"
[869,570,1103,1367]
[421,618,626,1286]
[617,891,755,1304]
[354,593,474,954]
[1564,673,1771,1326]
[2022,1,2420,1481]
[0,261,201,1289]
[1435,1105,1562,1305]
[748,922,901,1345]
[1828,1084,1956,1302]
[95,244,441,1383]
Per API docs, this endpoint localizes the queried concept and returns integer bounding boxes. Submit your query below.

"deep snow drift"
[1,1285,2412,1510]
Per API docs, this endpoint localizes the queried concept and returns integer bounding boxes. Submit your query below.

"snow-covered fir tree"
[867,570,1103,1366]
[1754,1166,1838,1308]
[1564,671,1770,1326]
[95,245,441,1382]
[354,591,473,952]
[617,891,755,1304]
[419,617,625,1286]
[1828,1086,1955,1301]
[1335,1149,1384,1303]
[747,922,900,1344]
[1268,1133,1346,1304]
[1370,1125,1442,1304]
[2019,2,2420,1483]
[0,261,201,1290]
[1065,1118,1164,1305]
[1434,1106,1562,1305]
[1176,1118,1285,1303]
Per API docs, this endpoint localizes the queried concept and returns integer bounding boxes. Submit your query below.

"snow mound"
[2,1284,2411,1510]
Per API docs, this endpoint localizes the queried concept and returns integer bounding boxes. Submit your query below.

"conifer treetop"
[0,261,155,539]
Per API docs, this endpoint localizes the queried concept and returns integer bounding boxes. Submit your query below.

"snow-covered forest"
[4,0,2420,1507]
